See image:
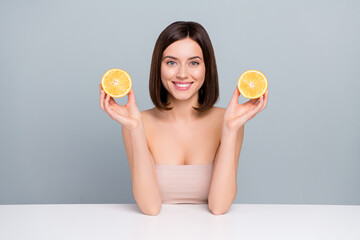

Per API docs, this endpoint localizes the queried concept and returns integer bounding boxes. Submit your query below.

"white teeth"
[175,83,191,87]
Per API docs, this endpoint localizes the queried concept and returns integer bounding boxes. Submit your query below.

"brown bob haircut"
[149,21,219,112]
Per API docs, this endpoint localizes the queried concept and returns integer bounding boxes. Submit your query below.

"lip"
[172,81,194,84]
[172,81,193,91]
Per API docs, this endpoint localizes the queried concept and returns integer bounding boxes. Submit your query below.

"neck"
[161,92,201,123]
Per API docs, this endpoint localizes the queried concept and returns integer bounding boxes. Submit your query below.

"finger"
[246,97,264,120]
[99,85,117,109]
[108,94,117,105]
[259,90,268,111]
[100,85,105,111]
[257,91,267,111]
[254,95,264,112]
[230,87,240,105]
[105,94,114,106]
[104,94,129,124]
[127,88,136,104]
[245,92,268,120]
[104,94,116,117]
[245,98,258,105]
[109,97,117,105]
[104,94,121,121]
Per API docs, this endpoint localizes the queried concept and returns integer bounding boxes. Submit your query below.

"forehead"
[162,38,203,58]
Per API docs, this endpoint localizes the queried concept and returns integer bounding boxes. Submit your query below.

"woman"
[99,21,269,216]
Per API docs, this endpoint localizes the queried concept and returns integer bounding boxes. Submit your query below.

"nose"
[176,64,189,79]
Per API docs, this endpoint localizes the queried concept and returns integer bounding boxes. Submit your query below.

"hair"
[149,21,219,112]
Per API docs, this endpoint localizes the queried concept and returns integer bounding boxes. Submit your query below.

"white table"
[0,204,359,240]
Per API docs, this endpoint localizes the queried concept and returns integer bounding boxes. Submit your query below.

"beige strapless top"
[155,162,214,204]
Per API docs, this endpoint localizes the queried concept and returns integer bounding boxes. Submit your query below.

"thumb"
[127,88,136,104]
[230,86,240,104]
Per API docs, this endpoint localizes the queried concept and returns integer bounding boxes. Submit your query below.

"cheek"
[191,66,206,80]
[161,65,177,80]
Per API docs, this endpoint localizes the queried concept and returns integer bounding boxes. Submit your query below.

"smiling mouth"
[172,81,193,90]
[172,81,194,86]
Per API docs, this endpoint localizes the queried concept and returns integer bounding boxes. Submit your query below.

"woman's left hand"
[223,87,269,131]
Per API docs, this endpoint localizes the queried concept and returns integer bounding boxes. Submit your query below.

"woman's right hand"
[99,84,142,131]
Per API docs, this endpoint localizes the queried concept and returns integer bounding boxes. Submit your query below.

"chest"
[143,112,223,165]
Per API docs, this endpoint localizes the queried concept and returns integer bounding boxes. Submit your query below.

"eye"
[190,61,199,66]
[166,61,176,66]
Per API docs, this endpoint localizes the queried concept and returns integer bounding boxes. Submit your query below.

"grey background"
[0,0,359,205]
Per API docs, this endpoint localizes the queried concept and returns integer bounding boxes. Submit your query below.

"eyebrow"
[162,55,203,61]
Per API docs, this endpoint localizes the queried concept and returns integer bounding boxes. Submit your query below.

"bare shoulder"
[141,108,151,116]
[140,108,158,131]
[213,106,226,114]
[211,106,226,122]
[141,108,156,121]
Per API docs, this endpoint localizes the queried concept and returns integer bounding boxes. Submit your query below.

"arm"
[208,87,268,215]
[100,86,162,216]
[122,123,162,216]
[208,125,244,215]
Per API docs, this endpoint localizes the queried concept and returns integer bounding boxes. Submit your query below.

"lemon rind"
[237,69,268,99]
[101,68,132,98]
